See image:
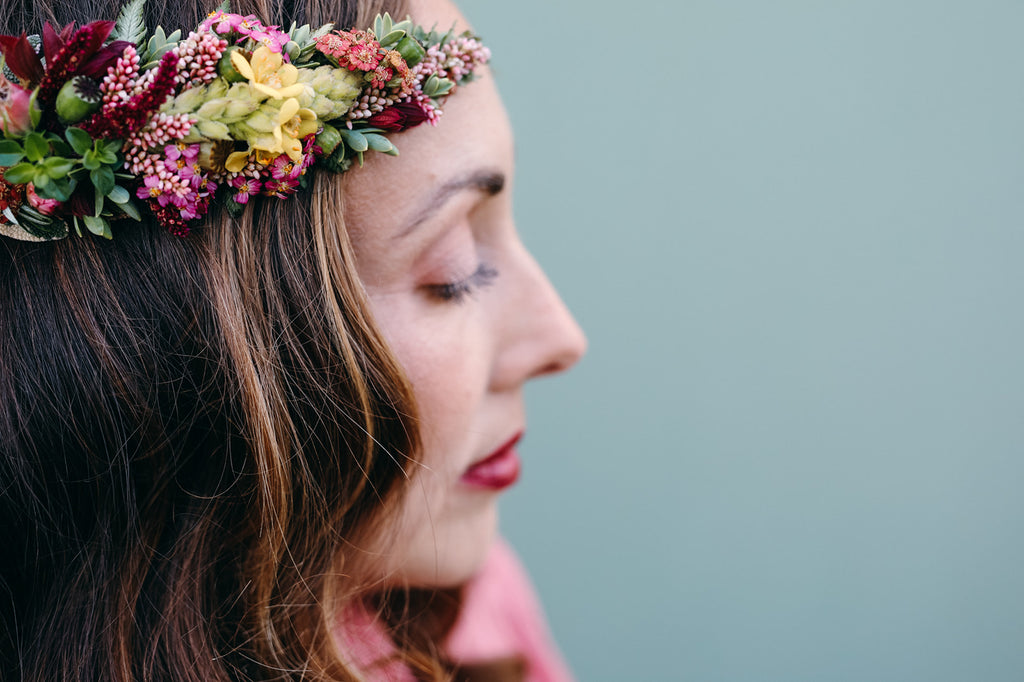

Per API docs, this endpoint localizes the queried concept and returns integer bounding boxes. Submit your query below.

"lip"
[461,431,523,490]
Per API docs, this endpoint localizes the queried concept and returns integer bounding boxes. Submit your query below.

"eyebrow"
[395,169,506,239]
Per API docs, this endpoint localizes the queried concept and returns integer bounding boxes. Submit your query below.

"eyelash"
[427,263,499,303]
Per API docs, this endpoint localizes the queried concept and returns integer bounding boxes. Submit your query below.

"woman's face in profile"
[343,0,586,587]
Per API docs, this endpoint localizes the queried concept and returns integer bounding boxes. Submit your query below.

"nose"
[490,244,587,391]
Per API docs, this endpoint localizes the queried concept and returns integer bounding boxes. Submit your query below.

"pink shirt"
[334,538,574,681]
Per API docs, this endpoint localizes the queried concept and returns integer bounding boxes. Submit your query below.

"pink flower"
[262,176,299,198]
[136,174,163,201]
[269,154,303,181]
[26,184,61,215]
[0,73,32,135]
[231,175,261,204]
[200,10,245,34]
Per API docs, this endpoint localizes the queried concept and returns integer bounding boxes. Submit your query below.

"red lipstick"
[461,432,523,490]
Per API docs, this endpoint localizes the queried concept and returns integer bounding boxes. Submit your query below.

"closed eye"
[427,263,499,304]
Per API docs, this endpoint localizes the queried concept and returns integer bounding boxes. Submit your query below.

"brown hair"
[0,0,496,679]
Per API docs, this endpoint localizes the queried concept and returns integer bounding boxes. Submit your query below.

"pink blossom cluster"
[344,87,396,125]
[123,113,193,163]
[199,11,291,54]
[99,45,141,112]
[316,30,382,71]
[135,143,216,222]
[413,36,491,85]
[174,31,228,89]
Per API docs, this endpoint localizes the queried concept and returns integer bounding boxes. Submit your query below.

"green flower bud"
[218,47,248,83]
[316,124,342,156]
[395,35,426,67]
[55,76,102,125]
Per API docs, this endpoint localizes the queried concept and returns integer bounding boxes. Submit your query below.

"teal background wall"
[459,1,1024,680]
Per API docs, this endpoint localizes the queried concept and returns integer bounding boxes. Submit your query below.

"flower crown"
[0,0,489,241]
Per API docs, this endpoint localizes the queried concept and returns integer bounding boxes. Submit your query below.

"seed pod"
[55,76,102,124]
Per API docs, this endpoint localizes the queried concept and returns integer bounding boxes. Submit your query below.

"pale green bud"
[169,85,208,113]
[246,109,277,133]
[223,98,258,120]
[196,119,231,140]
[309,95,334,118]
[196,99,228,119]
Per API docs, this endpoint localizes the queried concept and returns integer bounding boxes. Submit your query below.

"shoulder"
[446,538,575,682]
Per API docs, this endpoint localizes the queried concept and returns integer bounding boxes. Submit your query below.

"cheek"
[367,293,489,473]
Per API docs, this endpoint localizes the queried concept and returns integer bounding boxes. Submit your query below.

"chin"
[383,500,500,588]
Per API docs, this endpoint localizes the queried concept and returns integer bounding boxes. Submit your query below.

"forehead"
[342,0,512,242]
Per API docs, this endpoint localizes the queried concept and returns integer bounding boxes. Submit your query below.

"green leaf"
[24,133,48,162]
[72,215,82,238]
[216,0,230,12]
[363,133,393,153]
[65,127,93,155]
[97,149,118,166]
[90,166,115,195]
[119,199,142,221]
[98,138,123,154]
[373,14,388,39]
[309,23,334,41]
[82,215,111,238]
[341,129,368,153]
[43,157,74,178]
[0,139,24,166]
[31,172,49,190]
[379,29,406,48]
[50,140,73,157]
[82,151,101,170]
[112,0,148,46]
[4,162,35,184]
[107,185,130,204]
[422,75,454,98]
[28,89,40,129]
[46,179,73,202]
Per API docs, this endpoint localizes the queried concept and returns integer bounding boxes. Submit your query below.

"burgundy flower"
[367,101,430,132]
[0,33,44,84]
[36,21,117,116]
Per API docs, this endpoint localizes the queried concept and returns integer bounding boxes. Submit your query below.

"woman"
[0,0,585,679]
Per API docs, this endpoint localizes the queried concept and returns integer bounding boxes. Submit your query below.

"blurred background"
[460,1,1024,680]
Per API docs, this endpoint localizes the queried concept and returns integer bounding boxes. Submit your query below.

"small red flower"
[367,101,430,132]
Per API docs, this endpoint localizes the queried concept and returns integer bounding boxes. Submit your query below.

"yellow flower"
[223,98,318,172]
[273,98,319,162]
[231,46,306,100]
